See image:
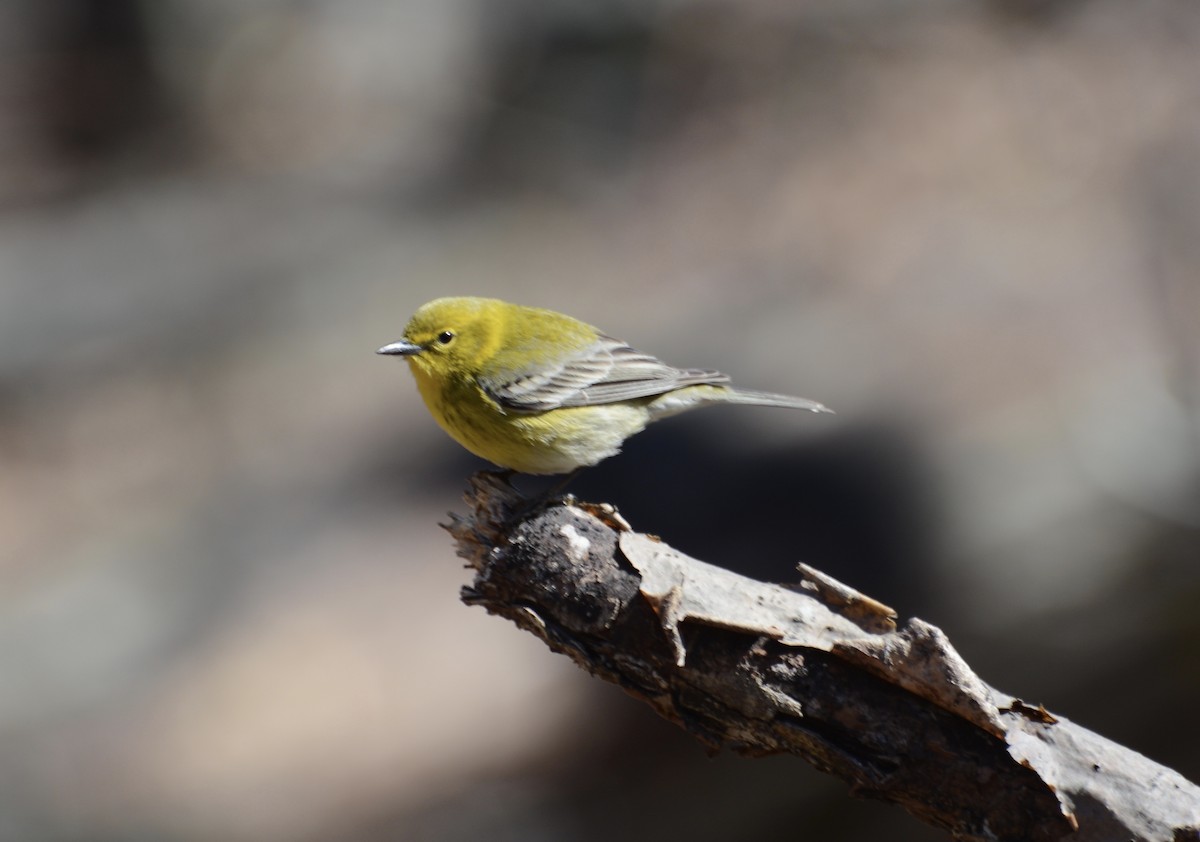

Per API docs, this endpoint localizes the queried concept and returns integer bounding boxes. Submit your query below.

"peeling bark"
[447,472,1200,842]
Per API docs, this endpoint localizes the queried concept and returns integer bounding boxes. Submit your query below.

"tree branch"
[446,472,1200,842]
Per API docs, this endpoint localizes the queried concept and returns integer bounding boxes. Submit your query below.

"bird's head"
[377,297,499,380]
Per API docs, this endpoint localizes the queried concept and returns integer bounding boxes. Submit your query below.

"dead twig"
[447,472,1200,842]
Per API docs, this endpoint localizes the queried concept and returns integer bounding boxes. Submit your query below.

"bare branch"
[446,472,1200,842]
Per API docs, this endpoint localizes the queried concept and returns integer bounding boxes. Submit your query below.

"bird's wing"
[480,334,730,413]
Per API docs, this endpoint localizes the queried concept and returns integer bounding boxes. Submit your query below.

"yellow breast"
[408,362,650,474]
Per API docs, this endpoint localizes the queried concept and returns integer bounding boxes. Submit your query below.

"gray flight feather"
[479,334,730,413]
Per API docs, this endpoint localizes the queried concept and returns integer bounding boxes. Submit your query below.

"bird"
[377,296,831,475]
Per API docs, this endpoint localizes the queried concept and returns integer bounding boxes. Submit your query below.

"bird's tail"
[646,383,833,421]
[723,387,833,414]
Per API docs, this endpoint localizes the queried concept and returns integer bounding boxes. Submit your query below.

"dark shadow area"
[570,416,941,617]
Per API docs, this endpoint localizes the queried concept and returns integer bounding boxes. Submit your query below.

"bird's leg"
[501,467,584,526]
[544,466,584,501]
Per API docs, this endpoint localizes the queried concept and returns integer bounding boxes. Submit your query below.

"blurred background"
[2,0,1199,840]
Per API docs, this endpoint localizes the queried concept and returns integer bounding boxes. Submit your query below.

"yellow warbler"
[378,297,831,475]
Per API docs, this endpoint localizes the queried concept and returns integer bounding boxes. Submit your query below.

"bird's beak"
[376,339,423,357]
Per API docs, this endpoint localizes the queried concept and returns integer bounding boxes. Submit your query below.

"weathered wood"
[447,472,1200,842]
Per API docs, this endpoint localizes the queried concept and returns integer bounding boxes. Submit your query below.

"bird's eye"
[436,330,455,345]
